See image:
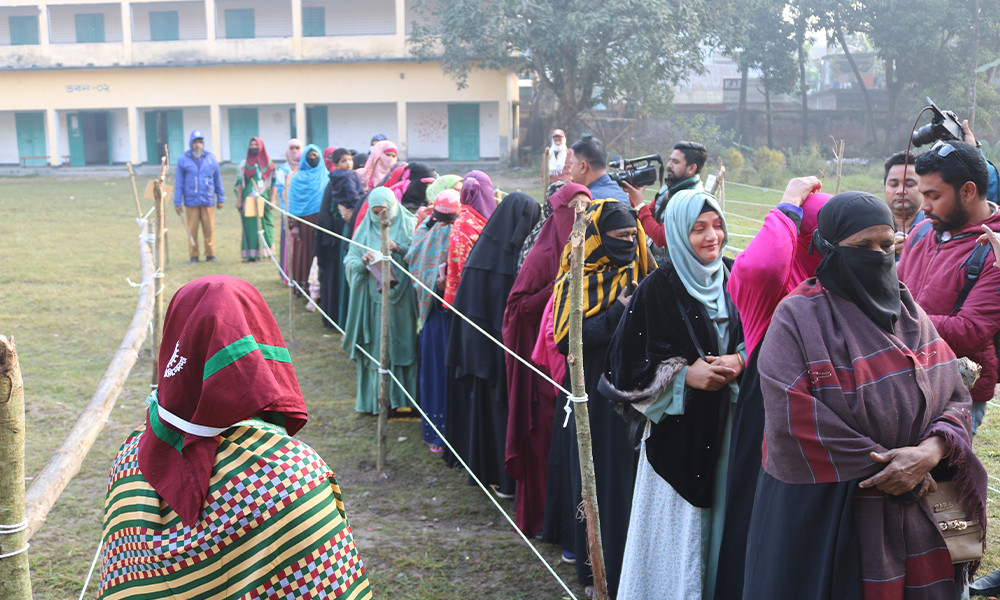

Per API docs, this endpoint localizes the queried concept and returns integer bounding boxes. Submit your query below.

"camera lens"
[912,124,937,147]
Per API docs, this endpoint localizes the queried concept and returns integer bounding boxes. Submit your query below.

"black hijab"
[401,162,437,212]
[812,191,902,333]
[600,200,641,267]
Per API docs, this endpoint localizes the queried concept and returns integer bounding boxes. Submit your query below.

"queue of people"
[112,127,1000,600]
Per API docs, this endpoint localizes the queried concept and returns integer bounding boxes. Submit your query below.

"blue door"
[228,108,258,162]
[448,104,480,161]
[15,112,46,166]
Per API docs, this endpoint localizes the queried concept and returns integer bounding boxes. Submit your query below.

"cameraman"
[568,136,629,203]
[623,141,708,249]
[897,138,1000,439]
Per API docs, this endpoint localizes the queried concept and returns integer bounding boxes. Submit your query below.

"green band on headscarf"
[203,335,291,381]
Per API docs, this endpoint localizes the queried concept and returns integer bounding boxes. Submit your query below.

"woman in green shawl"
[343,187,419,414]
[234,137,276,261]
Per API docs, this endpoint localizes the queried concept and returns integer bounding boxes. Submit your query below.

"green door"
[149,10,179,41]
[306,105,328,149]
[228,108,258,162]
[75,13,105,43]
[144,110,184,165]
[67,112,85,166]
[224,9,254,39]
[15,112,46,166]
[448,104,480,161]
[9,15,39,46]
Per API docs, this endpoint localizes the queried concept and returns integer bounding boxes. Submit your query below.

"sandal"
[429,445,444,453]
[584,586,594,600]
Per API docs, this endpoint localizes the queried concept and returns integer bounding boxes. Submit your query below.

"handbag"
[924,481,983,563]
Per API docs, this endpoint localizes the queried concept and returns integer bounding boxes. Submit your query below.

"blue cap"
[189,130,204,146]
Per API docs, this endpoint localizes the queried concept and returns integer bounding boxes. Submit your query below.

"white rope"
[78,539,105,600]
[726,233,756,239]
[562,394,589,428]
[724,212,767,226]
[0,543,29,560]
[725,181,786,195]
[256,229,579,600]
[0,521,27,534]
[263,198,572,398]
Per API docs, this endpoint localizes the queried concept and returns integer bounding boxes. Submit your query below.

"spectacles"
[930,140,973,175]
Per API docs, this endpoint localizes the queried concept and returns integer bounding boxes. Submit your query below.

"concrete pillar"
[121,1,132,52]
[290,0,302,58]
[209,103,221,160]
[45,108,59,167]
[37,2,49,47]
[295,101,306,146]
[205,0,216,41]
[394,0,405,54]
[396,100,407,159]
[126,106,139,164]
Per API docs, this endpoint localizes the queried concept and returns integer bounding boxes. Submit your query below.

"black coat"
[602,257,742,508]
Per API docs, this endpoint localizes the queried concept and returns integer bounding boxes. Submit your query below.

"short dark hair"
[882,151,918,183]
[914,141,988,200]
[331,148,353,163]
[570,137,608,171]
[673,141,708,173]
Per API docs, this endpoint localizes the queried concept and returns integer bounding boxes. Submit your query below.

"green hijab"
[351,187,416,256]
[663,189,729,319]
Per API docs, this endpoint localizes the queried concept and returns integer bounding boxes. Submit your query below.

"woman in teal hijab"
[342,187,419,414]
[604,188,746,599]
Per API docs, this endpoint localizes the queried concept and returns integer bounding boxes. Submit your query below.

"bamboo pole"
[542,146,550,191]
[567,202,608,600]
[126,162,142,218]
[151,156,168,386]
[25,223,155,538]
[0,336,31,599]
[376,214,391,472]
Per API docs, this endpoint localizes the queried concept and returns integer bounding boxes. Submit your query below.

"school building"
[0,0,519,167]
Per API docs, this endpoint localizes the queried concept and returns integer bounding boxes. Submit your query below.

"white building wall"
[328,103,397,156]
[110,109,129,163]
[0,112,19,164]
[257,104,292,161]
[406,103,448,159]
[183,106,211,151]
[49,4,124,44]
[479,101,499,159]
[131,1,207,42]
[215,0,292,39]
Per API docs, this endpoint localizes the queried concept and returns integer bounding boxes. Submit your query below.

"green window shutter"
[302,7,324,37]
[224,9,254,39]
[149,11,179,42]
[9,15,39,46]
[75,13,105,43]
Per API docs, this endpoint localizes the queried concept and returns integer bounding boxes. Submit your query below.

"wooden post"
[830,137,846,196]
[151,156,168,385]
[567,202,608,600]
[376,215,392,472]
[0,336,31,599]
[126,162,142,218]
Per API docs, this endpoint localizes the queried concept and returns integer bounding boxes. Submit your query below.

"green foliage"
[722,147,745,178]
[752,146,788,187]
[408,0,711,133]
[786,144,827,178]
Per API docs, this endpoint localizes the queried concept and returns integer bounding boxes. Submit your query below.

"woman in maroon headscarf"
[502,182,591,537]
[96,275,372,600]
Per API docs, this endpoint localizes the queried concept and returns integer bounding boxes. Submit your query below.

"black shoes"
[188,257,198,264]
[206,256,218,263]
[970,569,1000,596]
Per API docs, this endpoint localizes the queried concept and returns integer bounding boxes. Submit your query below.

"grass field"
[1,169,998,599]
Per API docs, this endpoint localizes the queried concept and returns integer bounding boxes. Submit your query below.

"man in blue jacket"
[174,130,225,263]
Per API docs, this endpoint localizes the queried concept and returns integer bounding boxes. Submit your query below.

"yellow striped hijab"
[552,198,654,346]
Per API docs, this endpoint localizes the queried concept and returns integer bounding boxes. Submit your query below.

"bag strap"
[952,242,994,313]
[675,294,708,360]
[908,219,934,248]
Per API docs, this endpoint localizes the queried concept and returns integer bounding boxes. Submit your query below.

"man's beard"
[191,149,203,158]
[927,201,969,232]
[665,170,682,185]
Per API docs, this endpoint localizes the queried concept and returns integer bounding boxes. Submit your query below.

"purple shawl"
[759,279,987,590]
[460,170,496,219]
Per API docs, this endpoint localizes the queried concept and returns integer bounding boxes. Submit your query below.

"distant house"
[0,0,518,167]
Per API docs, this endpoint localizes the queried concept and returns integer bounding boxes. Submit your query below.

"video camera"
[912,97,964,147]
[608,154,663,189]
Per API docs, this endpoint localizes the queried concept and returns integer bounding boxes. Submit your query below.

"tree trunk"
[968,0,981,128]
[0,336,31,599]
[376,216,391,472]
[738,63,749,142]
[765,86,774,148]
[796,17,809,146]
[567,203,608,600]
[835,27,877,146]
[884,59,903,151]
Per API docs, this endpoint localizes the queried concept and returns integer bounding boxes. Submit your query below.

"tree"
[408,0,710,138]
[740,1,799,147]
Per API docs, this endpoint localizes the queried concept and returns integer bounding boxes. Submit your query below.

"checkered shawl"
[97,423,372,600]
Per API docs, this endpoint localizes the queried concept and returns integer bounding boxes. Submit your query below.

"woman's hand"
[978,224,1000,267]
[685,358,736,391]
[705,354,743,382]
[338,205,353,221]
[388,240,399,252]
[858,435,947,496]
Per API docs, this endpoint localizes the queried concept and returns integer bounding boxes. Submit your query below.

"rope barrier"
[725,181,786,194]
[256,230,580,600]
[723,212,767,226]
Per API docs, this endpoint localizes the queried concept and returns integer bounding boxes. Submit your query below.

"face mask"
[248,147,259,156]
[603,236,638,268]
[306,155,320,168]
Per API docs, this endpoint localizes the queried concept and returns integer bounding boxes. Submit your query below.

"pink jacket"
[898,208,1000,402]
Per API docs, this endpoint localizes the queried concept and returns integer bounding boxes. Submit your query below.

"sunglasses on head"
[930,140,973,175]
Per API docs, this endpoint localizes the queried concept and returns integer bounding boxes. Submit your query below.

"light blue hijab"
[663,189,729,319]
[286,143,327,217]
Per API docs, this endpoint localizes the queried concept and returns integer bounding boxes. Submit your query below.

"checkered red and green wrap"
[97,422,372,600]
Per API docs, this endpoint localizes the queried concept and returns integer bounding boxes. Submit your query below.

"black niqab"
[599,201,640,268]
[812,191,902,333]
